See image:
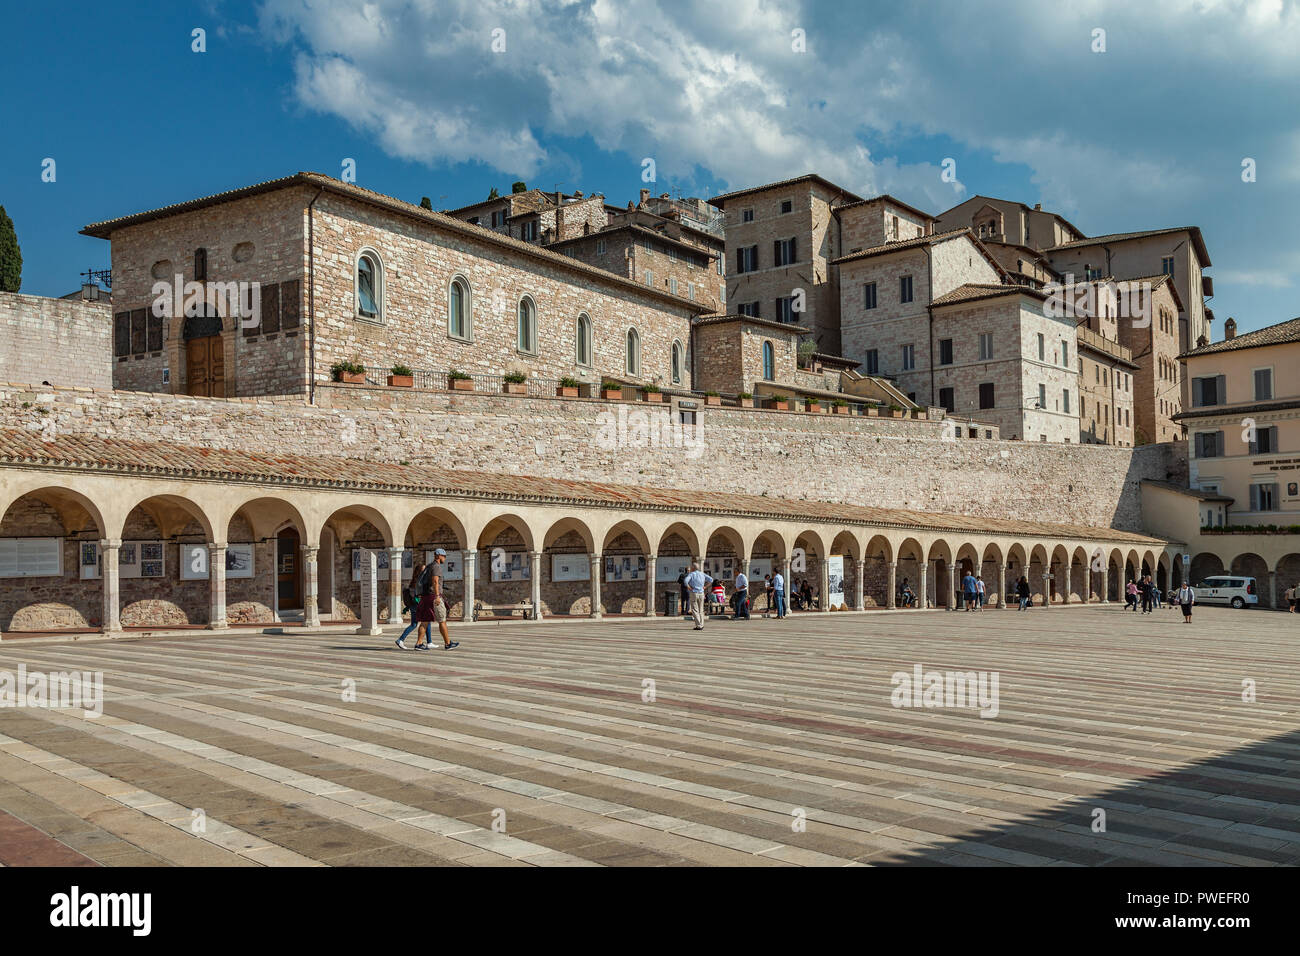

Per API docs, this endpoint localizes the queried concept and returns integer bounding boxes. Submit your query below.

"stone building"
[84,172,710,398]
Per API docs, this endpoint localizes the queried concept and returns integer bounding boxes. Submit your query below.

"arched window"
[448,275,471,340]
[626,327,640,376]
[517,296,537,353]
[762,341,775,380]
[575,313,593,366]
[671,340,684,384]
[356,250,382,321]
[194,247,208,281]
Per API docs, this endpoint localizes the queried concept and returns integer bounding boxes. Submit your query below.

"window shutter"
[262,282,281,334]
[1216,375,1225,405]
[773,240,781,266]
[147,310,163,352]
[736,249,744,273]
[280,279,300,330]
[130,308,147,354]
[114,312,130,357]
[790,238,796,261]
[1216,431,1225,457]
[1250,485,1259,511]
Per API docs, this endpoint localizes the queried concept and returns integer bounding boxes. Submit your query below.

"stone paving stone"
[3,607,1298,866]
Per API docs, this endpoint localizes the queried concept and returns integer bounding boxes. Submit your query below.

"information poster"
[552,553,591,582]
[605,554,646,583]
[655,556,691,583]
[827,554,845,608]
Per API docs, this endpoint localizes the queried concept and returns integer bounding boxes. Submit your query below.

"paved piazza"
[0,606,1297,867]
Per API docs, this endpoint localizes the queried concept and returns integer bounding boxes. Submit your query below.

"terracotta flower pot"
[643,391,664,402]
[704,395,722,406]
[833,405,849,415]
[340,371,366,384]
[807,402,822,413]
[504,383,527,395]
[387,374,413,388]
[866,407,879,417]
[772,400,789,411]
[450,378,474,391]
[556,386,579,398]
[739,398,754,408]
[602,388,624,400]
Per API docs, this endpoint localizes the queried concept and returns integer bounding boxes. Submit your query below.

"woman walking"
[396,561,425,648]
[1016,575,1031,610]
[1176,581,1195,623]
[1125,579,1139,611]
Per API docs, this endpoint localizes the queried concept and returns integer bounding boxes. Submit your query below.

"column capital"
[386,544,405,556]
[99,538,122,550]
[301,544,320,558]
[206,541,229,552]
[463,548,477,563]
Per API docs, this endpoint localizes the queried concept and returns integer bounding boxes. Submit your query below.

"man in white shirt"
[771,569,787,619]
[683,563,713,630]
[732,570,749,620]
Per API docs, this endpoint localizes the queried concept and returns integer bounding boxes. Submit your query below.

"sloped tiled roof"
[0,428,1160,545]
[1048,227,1211,267]
[708,174,864,207]
[832,229,1008,281]
[931,283,1047,308]
[1140,480,1233,504]
[1180,316,1300,358]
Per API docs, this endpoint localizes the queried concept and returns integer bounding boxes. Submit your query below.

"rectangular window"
[780,199,793,214]
[259,283,281,335]
[688,282,695,301]
[863,282,878,310]
[491,210,506,228]
[1254,368,1273,401]
[667,246,677,261]
[113,311,130,357]
[891,215,900,239]
[1061,340,1069,367]
[521,221,538,241]
[669,277,678,295]
[1192,375,1225,407]
[939,338,953,366]
[596,239,606,255]
[281,279,300,330]
[1037,333,1045,362]
[1063,389,1071,414]
[978,332,992,361]
[1195,430,1225,458]
[1250,482,1278,512]
[0,537,62,578]
[979,382,995,409]
[741,209,754,223]
[773,238,797,266]
[1161,256,1175,277]
[776,297,795,323]
[902,344,915,371]
[738,301,760,318]
[736,246,758,274]
[865,349,879,375]
[644,270,654,287]
[938,387,955,412]
[1038,383,1046,409]
[900,275,913,304]
[1249,425,1278,455]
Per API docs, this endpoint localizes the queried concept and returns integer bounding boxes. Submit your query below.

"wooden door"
[185,335,225,397]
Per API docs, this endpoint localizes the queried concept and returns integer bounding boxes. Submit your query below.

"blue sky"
[2,0,1296,335]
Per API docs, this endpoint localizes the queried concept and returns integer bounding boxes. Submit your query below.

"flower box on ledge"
[642,390,665,403]
[340,372,366,385]
[833,404,850,415]
[556,385,580,398]
[450,378,474,391]
[806,401,823,413]
[704,394,722,406]
[771,399,790,411]
[601,388,625,401]
[387,374,413,388]
[504,383,527,396]
[739,397,755,408]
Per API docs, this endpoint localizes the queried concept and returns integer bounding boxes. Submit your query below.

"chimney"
[1033,203,1042,211]
[1224,317,1237,340]
[639,188,650,206]
[573,190,583,199]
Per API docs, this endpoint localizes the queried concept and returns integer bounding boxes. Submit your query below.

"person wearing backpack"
[395,561,425,648]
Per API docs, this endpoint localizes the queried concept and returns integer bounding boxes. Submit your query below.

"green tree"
[487,187,500,200]
[0,205,20,293]
[511,181,527,194]
[419,196,433,210]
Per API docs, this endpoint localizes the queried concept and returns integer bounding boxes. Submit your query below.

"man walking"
[732,567,750,620]
[427,548,459,649]
[771,566,787,619]
[975,576,986,610]
[683,562,713,631]
[962,569,978,611]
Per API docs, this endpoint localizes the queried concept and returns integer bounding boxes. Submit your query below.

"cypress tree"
[0,205,21,293]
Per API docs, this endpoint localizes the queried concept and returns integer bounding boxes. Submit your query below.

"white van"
[1192,575,1259,609]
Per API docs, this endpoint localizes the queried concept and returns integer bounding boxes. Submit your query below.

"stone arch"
[403,505,469,552]
[897,536,926,608]
[926,537,957,609]
[117,493,218,627]
[1071,546,1090,603]
[1230,552,1270,608]
[600,518,653,614]
[1190,551,1225,585]
[540,516,598,617]
[1274,553,1300,608]
[1049,544,1070,603]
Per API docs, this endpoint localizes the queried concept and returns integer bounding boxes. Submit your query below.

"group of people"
[1123,574,1164,614]
[678,564,793,628]
[394,548,461,650]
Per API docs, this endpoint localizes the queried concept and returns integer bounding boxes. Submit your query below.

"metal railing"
[359,367,568,397]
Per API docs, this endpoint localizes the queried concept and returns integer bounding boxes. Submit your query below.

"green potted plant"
[503,370,527,395]
[556,375,581,398]
[738,391,754,408]
[703,390,721,406]
[770,394,790,411]
[642,383,664,403]
[832,399,849,415]
[865,403,880,417]
[331,359,366,385]
[806,398,823,413]
[387,364,413,388]
[888,403,903,418]
[448,368,474,391]
[601,379,624,401]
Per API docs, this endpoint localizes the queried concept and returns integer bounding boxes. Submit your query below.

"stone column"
[1063,565,1072,605]
[462,549,476,622]
[644,554,657,617]
[784,556,793,608]
[302,545,321,627]
[918,562,928,610]
[387,546,404,624]
[947,564,958,610]
[855,558,866,610]
[589,551,602,619]
[1100,562,1109,604]
[998,564,1008,608]
[886,561,897,609]
[100,539,122,633]
[207,542,228,629]
[1041,571,1051,609]
[529,551,543,621]
[820,558,831,611]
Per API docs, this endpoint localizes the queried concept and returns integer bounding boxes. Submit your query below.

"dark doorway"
[183,310,225,397]
[276,528,303,611]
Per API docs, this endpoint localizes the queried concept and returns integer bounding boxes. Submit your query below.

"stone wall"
[0,292,113,390]
[0,381,1187,531]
